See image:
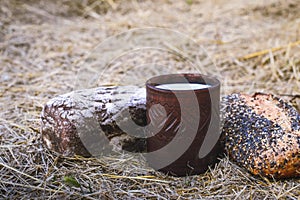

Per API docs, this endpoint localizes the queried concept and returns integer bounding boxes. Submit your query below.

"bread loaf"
[222,93,300,178]
[41,86,147,157]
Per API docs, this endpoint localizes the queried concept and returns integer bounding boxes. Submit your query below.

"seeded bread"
[222,93,300,178]
[41,86,147,157]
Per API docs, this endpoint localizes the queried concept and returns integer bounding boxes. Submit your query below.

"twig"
[0,180,63,194]
[239,40,300,60]
[102,174,170,183]
[278,94,300,101]
[277,184,300,199]
[0,161,43,183]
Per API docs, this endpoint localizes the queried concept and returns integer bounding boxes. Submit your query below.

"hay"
[0,0,299,198]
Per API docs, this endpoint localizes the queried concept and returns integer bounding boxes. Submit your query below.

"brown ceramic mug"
[145,73,221,176]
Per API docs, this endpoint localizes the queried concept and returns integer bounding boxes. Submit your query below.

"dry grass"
[0,0,300,199]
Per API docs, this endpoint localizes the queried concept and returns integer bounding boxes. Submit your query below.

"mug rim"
[146,73,220,94]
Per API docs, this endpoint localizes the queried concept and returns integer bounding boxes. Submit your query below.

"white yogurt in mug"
[155,83,211,90]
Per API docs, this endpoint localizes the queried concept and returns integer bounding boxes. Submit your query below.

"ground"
[0,0,299,199]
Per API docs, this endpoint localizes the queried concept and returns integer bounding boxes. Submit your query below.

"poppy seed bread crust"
[222,93,300,178]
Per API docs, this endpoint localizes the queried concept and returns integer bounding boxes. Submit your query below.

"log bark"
[41,86,147,157]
